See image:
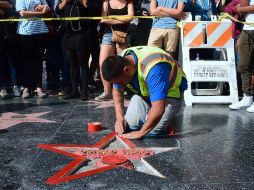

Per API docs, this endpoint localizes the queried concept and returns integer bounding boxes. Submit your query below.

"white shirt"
[243,0,254,30]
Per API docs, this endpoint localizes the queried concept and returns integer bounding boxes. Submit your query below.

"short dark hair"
[102,55,129,81]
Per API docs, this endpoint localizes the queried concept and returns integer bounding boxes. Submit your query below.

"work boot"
[229,95,253,110]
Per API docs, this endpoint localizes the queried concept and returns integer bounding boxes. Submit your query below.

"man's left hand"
[119,131,143,139]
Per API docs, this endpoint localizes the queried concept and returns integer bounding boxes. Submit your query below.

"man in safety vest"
[101,46,188,139]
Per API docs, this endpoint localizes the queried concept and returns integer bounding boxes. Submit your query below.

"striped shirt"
[16,0,49,35]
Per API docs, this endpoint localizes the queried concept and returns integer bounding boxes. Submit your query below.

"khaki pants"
[147,28,179,53]
[238,30,254,96]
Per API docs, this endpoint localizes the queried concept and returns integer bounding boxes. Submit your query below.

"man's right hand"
[115,118,127,134]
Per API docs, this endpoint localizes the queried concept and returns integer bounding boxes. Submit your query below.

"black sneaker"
[81,93,89,101]
[63,92,79,100]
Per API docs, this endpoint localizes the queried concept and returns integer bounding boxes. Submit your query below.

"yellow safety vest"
[119,46,187,99]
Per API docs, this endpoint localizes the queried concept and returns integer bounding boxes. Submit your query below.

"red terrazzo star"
[38,132,179,185]
[0,112,56,130]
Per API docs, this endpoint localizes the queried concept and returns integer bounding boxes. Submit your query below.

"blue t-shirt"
[184,0,217,21]
[152,0,186,29]
[114,51,188,102]
[16,0,49,35]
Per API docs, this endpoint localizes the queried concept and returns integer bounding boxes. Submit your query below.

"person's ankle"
[104,91,111,95]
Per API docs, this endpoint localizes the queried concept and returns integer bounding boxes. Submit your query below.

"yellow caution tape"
[218,12,254,27]
[177,20,183,29]
[2,12,253,28]
[0,15,159,22]
[177,12,254,29]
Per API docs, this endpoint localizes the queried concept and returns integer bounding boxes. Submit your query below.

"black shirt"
[56,0,90,33]
[102,0,129,33]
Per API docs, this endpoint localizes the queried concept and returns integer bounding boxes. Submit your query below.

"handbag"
[106,0,127,44]
[111,27,127,44]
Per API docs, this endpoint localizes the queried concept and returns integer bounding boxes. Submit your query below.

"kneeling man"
[101,46,188,139]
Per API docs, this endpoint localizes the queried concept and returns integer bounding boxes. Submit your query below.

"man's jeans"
[124,95,183,136]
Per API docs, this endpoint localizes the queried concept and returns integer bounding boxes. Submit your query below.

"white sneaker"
[22,88,30,98]
[13,86,21,97]
[95,92,112,101]
[229,95,253,110]
[0,89,8,99]
[246,103,254,113]
[36,88,47,98]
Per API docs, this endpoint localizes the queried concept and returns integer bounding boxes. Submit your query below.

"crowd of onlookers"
[0,0,253,110]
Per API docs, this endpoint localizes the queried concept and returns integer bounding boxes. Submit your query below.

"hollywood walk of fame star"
[38,132,179,185]
[86,100,130,109]
[0,112,56,130]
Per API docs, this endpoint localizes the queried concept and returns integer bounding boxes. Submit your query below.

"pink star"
[0,112,56,130]
[86,100,129,109]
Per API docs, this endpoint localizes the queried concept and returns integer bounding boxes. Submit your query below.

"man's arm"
[140,99,166,135]
[157,2,185,18]
[113,87,127,134]
[16,0,50,18]
[237,0,254,14]
[237,5,254,14]
[120,63,171,139]
[120,99,166,139]
[150,0,169,16]
[19,5,48,17]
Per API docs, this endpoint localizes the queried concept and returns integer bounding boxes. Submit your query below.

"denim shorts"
[101,32,114,45]
[101,32,128,46]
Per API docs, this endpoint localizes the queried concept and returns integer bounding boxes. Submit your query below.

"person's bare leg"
[95,44,115,100]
